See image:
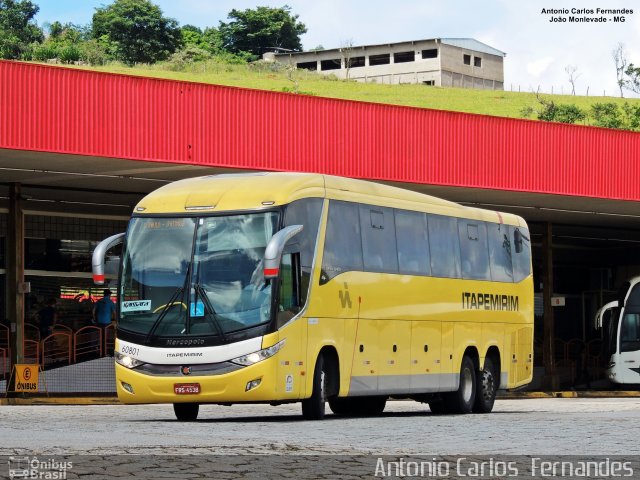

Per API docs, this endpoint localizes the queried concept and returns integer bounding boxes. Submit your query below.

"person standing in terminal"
[93,289,116,354]
[38,298,57,340]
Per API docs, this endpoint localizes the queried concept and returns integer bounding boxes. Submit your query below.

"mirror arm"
[263,225,303,279]
[92,232,125,285]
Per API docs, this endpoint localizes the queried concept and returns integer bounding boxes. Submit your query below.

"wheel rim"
[461,367,473,403]
[482,371,495,401]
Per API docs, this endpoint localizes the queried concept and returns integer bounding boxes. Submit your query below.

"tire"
[173,403,199,421]
[473,357,497,413]
[442,355,476,414]
[302,355,328,420]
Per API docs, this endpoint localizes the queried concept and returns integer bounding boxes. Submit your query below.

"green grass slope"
[64,60,639,122]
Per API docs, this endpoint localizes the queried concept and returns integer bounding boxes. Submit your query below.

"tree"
[0,0,43,59]
[340,38,355,80]
[591,102,640,131]
[524,93,586,124]
[219,5,307,58]
[624,64,640,94]
[612,43,627,97]
[564,65,581,96]
[92,0,182,65]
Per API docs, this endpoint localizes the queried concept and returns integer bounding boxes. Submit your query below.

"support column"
[542,222,558,390]
[8,183,24,392]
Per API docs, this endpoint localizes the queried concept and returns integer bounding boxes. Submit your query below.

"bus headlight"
[115,351,145,369]
[231,340,286,366]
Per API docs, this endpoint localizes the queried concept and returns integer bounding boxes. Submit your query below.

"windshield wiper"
[193,283,227,343]
[144,266,191,343]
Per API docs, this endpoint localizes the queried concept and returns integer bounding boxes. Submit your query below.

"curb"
[498,390,640,399]
[0,397,120,405]
[2,391,639,405]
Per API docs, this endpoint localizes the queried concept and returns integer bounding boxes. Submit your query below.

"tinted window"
[360,205,398,273]
[428,215,460,278]
[620,313,640,353]
[488,223,513,282]
[395,210,430,275]
[284,198,323,271]
[459,220,490,280]
[626,284,640,308]
[512,227,532,283]
[284,198,323,305]
[321,201,363,283]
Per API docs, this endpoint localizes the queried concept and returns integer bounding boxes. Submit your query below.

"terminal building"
[1,60,639,394]
[264,38,506,89]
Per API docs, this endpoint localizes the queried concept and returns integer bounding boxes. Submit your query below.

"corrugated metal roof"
[1,60,639,202]
[440,38,506,57]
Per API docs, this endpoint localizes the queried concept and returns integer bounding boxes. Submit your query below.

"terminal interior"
[1,148,640,393]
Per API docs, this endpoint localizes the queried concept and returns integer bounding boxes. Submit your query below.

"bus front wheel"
[443,355,476,414]
[302,354,328,420]
[173,402,199,421]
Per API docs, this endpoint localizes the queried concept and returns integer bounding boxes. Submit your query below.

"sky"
[34,0,640,97]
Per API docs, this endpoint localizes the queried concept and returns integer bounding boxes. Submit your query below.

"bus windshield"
[119,212,279,341]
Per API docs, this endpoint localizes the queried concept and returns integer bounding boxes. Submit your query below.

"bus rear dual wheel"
[428,355,497,414]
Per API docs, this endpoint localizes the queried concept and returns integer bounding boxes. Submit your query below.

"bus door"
[275,253,307,398]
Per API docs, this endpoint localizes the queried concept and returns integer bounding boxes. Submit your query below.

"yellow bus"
[92,173,533,420]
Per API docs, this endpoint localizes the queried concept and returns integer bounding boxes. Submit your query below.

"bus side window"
[359,205,398,273]
[320,201,363,284]
[395,210,430,275]
[284,198,323,305]
[458,220,490,280]
[512,227,532,283]
[428,214,461,278]
[488,223,513,282]
[277,253,301,328]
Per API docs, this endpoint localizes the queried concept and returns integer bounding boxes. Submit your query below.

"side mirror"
[594,300,619,329]
[263,225,303,279]
[514,229,523,253]
[92,232,125,285]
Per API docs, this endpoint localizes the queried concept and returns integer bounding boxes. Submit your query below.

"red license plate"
[174,383,200,395]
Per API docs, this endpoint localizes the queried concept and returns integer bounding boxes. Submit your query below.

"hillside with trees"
[1,0,640,130]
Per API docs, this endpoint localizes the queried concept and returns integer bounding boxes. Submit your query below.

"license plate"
[174,383,200,395]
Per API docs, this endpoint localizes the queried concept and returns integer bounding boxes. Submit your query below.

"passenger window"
[458,220,490,280]
[428,215,461,278]
[277,253,300,328]
[395,210,430,275]
[284,198,323,305]
[512,227,532,283]
[360,205,398,273]
[488,223,513,282]
[321,201,363,284]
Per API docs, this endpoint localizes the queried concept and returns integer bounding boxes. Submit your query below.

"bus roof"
[135,172,527,227]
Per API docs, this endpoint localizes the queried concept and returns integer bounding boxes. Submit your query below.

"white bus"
[595,276,640,385]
